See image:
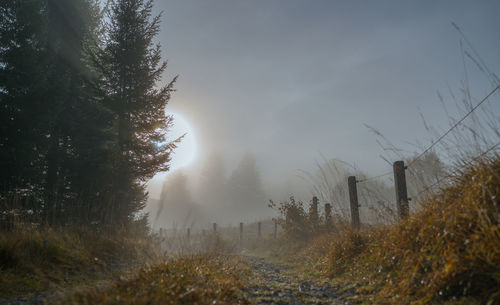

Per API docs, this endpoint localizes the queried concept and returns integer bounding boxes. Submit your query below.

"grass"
[57,254,249,305]
[278,157,500,304]
[2,156,498,304]
[0,227,159,299]
[0,225,250,304]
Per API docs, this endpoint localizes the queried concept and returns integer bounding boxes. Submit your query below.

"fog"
[146,152,298,228]
[144,0,500,229]
[146,150,449,229]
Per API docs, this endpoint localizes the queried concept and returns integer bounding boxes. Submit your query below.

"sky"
[147,0,500,199]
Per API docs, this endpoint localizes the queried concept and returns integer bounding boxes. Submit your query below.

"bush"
[270,196,329,240]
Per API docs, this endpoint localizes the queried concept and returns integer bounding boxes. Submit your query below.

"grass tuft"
[58,255,248,305]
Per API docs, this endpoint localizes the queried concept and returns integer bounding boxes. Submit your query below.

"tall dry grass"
[298,156,500,304]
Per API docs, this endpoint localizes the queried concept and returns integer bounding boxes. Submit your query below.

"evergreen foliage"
[0,0,177,231]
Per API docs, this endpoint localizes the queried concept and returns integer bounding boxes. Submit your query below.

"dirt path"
[242,256,357,305]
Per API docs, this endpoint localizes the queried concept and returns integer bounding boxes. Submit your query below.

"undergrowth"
[292,157,500,304]
[0,227,159,298]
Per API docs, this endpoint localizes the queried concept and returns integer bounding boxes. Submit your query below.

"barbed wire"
[407,85,500,168]
[356,171,392,183]
[414,141,500,198]
[352,85,499,185]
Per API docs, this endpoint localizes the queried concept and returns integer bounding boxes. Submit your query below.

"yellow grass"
[57,255,249,305]
[0,227,159,298]
[295,157,500,304]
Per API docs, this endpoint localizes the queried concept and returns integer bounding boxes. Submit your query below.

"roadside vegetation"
[0,227,251,304]
[0,227,159,300]
[271,156,500,304]
[56,255,248,305]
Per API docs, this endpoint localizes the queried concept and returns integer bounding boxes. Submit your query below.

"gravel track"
[243,256,356,305]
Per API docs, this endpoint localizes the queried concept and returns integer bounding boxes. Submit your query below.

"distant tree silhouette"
[153,172,202,229]
[196,152,228,211]
[227,152,267,220]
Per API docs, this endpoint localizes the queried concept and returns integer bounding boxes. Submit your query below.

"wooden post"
[213,223,217,233]
[239,222,243,245]
[258,222,261,238]
[187,228,190,241]
[273,221,277,239]
[159,228,164,238]
[348,176,360,230]
[310,196,319,232]
[393,161,409,219]
[324,203,332,231]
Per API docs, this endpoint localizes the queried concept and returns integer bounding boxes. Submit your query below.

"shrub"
[270,196,333,240]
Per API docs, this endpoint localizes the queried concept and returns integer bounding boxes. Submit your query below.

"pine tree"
[102,0,178,226]
[0,0,49,201]
[42,0,106,225]
[1,0,176,229]
[0,0,112,225]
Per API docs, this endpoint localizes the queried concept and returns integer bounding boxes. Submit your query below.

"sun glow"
[147,110,198,199]
[165,111,198,172]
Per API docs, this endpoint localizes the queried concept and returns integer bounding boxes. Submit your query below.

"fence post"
[310,196,319,232]
[393,161,409,219]
[273,221,277,239]
[187,228,190,241]
[239,222,243,246]
[348,176,360,230]
[324,203,332,231]
[258,222,261,238]
[213,223,217,234]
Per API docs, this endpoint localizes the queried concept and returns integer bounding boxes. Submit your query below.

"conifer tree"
[42,0,105,225]
[1,0,111,225]
[102,0,178,226]
[0,0,49,199]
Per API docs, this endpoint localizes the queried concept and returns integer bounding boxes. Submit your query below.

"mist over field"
[145,151,312,228]
[2,0,500,304]
[143,0,500,230]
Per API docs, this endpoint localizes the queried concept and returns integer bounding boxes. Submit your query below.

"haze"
[146,0,500,228]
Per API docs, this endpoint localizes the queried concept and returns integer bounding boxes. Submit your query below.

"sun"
[164,111,198,172]
[147,110,198,199]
